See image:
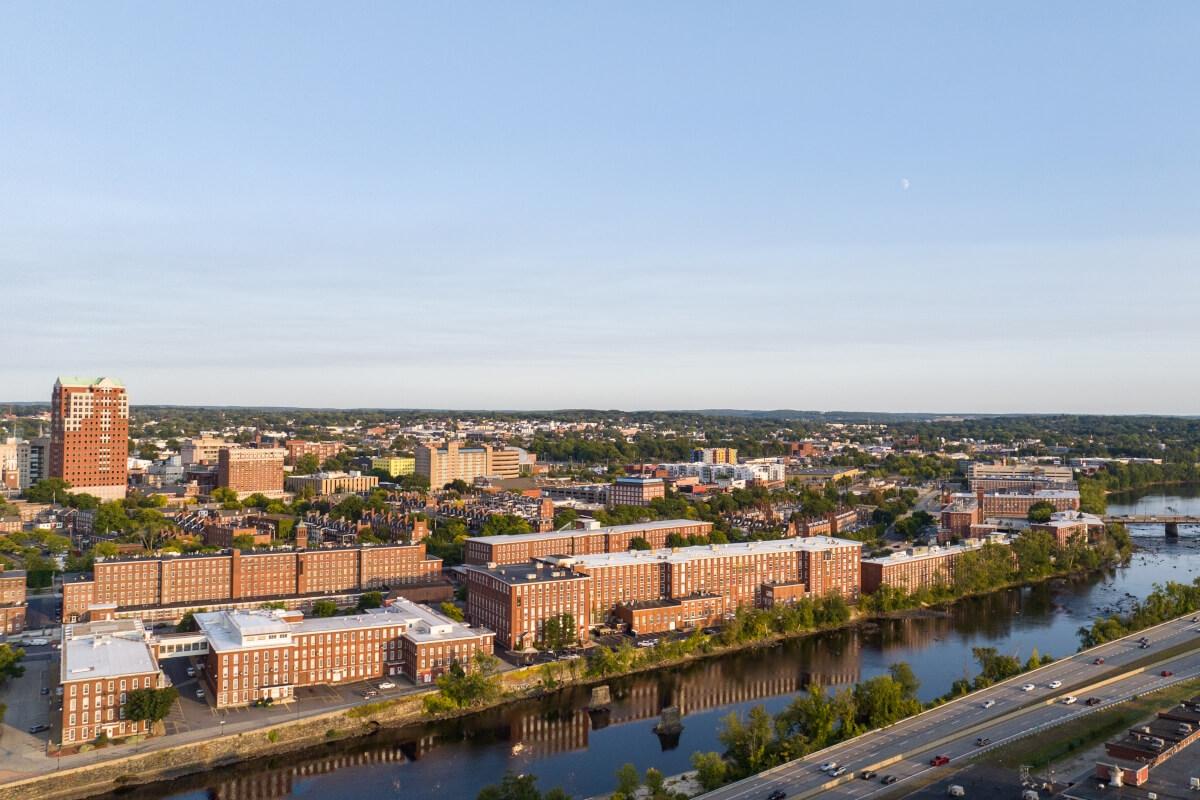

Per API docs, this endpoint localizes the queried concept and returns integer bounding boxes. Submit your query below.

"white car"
[820,761,839,772]
[1062,696,1077,705]
[378,681,396,690]
[1048,680,1062,689]
[1021,683,1036,692]
[27,638,49,647]
[982,699,996,709]
[186,667,196,677]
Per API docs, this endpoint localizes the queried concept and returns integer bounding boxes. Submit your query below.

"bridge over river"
[1103,514,1200,536]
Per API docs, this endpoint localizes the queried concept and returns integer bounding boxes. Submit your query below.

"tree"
[476,772,572,800]
[123,687,179,723]
[690,751,729,791]
[553,509,578,530]
[432,651,502,709]
[176,612,199,633]
[539,614,576,651]
[211,487,241,508]
[628,536,651,551]
[445,479,472,493]
[312,600,339,617]
[294,454,321,475]
[480,514,533,537]
[22,478,73,504]
[231,534,258,550]
[356,591,383,611]
[888,662,920,700]
[0,643,25,685]
[1027,500,1057,523]
[613,763,640,798]
[440,602,465,622]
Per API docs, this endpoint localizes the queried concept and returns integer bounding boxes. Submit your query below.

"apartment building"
[609,476,665,507]
[60,543,442,623]
[284,440,345,466]
[415,442,527,487]
[860,539,1003,594]
[49,377,129,501]
[463,519,714,566]
[372,456,415,478]
[463,561,592,651]
[692,448,738,464]
[284,471,379,496]
[179,437,229,466]
[59,619,162,745]
[217,447,286,496]
[966,463,1074,491]
[195,601,493,706]
[0,567,27,634]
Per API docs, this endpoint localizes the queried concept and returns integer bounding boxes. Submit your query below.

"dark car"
[1161,670,1174,677]
[1140,643,1151,649]
[974,736,991,747]
[930,755,950,766]
[860,770,877,780]
[28,724,49,734]
[1093,657,1105,665]
[1086,697,1102,706]
[39,687,50,695]
[881,775,898,785]
[766,791,787,800]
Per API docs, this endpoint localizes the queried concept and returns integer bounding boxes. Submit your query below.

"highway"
[698,613,1200,800]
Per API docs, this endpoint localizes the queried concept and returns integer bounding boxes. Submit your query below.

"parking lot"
[0,652,58,778]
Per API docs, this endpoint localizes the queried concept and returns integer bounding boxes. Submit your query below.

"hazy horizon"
[3,4,1198,413]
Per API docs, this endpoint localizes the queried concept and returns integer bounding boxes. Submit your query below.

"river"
[97,487,1200,800]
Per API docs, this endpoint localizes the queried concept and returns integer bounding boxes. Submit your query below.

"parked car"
[40,687,50,696]
[1047,680,1062,689]
[974,736,991,746]
[881,775,899,785]
[982,699,996,709]
[27,638,49,646]
[378,681,397,690]
[195,688,205,699]
[54,686,63,697]
[1062,696,1077,705]
[819,761,838,772]
[947,786,965,798]
[1161,670,1174,677]
[186,667,196,677]
[766,791,786,800]
[1021,683,1036,692]
[930,755,950,766]
[28,724,49,734]
[362,689,379,698]
[1086,697,1102,706]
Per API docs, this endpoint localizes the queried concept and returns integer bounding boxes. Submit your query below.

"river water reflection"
[102,487,1200,800]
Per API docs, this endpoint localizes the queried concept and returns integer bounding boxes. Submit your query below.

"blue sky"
[2,3,1197,412]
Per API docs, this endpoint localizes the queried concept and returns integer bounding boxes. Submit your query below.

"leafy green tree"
[356,591,383,611]
[476,772,572,800]
[1026,500,1057,523]
[480,514,533,537]
[628,536,652,551]
[294,454,321,475]
[312,600,339,617]
[613,763,640,797]
[690,751,729,790]
[0,644,25,685]
[231,534,258,550]
[22,478,73,504]
[440,602,465,622]
[123,687,179,723]
[539,613,576,651]
[176,612,199,633]
[888,662,920,699]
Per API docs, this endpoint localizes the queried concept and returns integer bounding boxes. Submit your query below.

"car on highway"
[930,754,951,766]
[378,681,397,690]
[974,736,991,746]
[881,775,898,785]
[831,767,847,777]
[766,791,786,800]
[1093,657,1105,665]
[860,770,877,780]
[1086,697,1102,706]
[982,699,996,708]
[1021,683,1036,692]
[1047,680,1062,689]
[1062,696,1077,705]
[819,761,839,772]
[1161,670,1174,677]
[1140,642,1151,649]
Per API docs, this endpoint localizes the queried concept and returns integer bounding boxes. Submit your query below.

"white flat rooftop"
[560,536,862,569]
[61,621,156,682]
[467,518,708,546]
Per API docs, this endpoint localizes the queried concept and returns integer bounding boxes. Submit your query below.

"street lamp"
[218,719,226,737]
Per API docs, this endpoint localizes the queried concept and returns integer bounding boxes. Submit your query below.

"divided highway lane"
[700,613,1200,800]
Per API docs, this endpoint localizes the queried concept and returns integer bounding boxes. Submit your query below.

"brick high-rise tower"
[49,376,129,501]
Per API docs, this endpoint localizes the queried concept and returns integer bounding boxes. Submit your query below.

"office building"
[217,447,286,496]
[609,476,665,507]
[464,561,592,651]
[179,437,229,466]
[372,456,415,478]
[284,471,379,496]
[49,376,129,501]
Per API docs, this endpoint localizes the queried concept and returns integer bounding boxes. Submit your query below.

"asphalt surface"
[698,613,1200,800]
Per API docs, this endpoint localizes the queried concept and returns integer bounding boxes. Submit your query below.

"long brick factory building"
[61,543,442,623]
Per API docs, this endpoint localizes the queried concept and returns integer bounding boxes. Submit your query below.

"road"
[698,612,1200,800]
